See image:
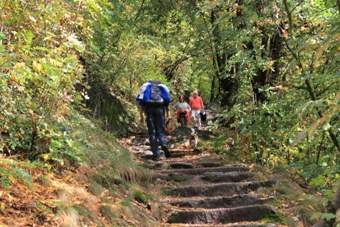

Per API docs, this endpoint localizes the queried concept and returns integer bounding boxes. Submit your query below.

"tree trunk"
[212,6,240,107]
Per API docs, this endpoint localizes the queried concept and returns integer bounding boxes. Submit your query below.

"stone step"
[153,171,253,183]
[201,171,253,183]
[158,165,250,175]
[169,162,194,168]
[163,180,276,197]
[168,194,275,209]
[195,161,224,167]
[166,222,277,227]
[168,205,277,224]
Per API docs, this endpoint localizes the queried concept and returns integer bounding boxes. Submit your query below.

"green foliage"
[311,212,337,221]
[201,133,223,154]
[0,161,33,190]
[134,191,148,204]
[260,205,284,223]
[0,0,88,168]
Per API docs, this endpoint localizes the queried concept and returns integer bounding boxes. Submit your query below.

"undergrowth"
[0,111,164,226]
[200,128,326,226]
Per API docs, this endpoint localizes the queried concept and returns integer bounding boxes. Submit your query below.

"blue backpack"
[136,80,172,106]
[149,81,164,104]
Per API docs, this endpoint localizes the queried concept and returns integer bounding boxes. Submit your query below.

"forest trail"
[122,125,282,227]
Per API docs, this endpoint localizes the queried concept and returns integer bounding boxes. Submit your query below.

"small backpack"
[148,81,164,105]
[136,80,172,106]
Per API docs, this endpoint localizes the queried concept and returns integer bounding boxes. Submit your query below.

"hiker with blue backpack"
[136,80,172,161]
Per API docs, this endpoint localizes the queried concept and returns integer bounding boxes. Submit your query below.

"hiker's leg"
[154,106,171,158]
[145,107,160,158]
[198,110,202,129]
[154,106,167,146]
[191,110,197,127]
[192,110,200,128]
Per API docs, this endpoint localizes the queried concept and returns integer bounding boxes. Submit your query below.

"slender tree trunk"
[316,131,325,165]
[215,6,240,107]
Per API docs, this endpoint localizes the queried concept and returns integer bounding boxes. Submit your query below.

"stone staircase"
[152,160,278,226]
[128,127,281,226]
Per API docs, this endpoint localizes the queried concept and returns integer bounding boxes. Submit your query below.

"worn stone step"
[158,165,250,175]
[167,153,188,158]
[195,161,224,167]
[140,152,187,160]
[163,180,276,197]
[153,171,253,183]
[170,162,194,169]
[200,171,254,183]
[166,222,277,227]
[168,194,275,209]
[168,205,277,224]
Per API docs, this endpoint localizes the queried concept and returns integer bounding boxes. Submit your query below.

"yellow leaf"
[10,74,19,83]
[8,175,15,182]
[67,140,73,147]
[50,58,62,67]
[15,62,25,69]
[0,202,5,211]
[37,63,43,71]
[33,61,43,71]
[42,153,49,161]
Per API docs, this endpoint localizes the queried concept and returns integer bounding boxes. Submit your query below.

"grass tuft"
[35,175,53,187]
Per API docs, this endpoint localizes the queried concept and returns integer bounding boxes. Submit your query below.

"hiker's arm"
[201,98,205,109]
[165,106,170,120]
[172,102,177,110]
[139,106,144,124]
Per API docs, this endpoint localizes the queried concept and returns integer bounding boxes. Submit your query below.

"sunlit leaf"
[292,128,307,146]
[310,121,319,138]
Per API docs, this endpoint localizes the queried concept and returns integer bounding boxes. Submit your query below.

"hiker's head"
[179,95,185,102]
[193,91,198,97]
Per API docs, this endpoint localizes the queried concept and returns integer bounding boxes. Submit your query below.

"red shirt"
[190,96,203,109]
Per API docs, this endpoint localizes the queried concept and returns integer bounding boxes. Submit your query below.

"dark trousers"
[145,106,167,157]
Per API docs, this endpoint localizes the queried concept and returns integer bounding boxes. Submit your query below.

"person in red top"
[189,90,204,130]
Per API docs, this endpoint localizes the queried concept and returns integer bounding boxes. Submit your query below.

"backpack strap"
[136,82,151,102]
[149,80,161,85]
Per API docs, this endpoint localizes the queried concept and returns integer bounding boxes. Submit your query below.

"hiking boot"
[152,155,160,161]
[152,155,165,161]
[161,145,171,158]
